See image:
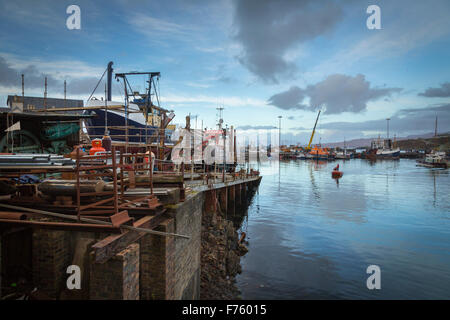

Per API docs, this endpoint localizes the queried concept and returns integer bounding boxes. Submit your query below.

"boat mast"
[344,137,346,155]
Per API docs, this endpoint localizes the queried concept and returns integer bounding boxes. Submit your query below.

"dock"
[0,149,261,300]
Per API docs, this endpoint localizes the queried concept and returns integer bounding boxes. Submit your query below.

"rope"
[87,67,108,102]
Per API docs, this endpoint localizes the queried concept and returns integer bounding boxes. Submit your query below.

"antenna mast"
[44,77,47,111]
[216,107,224,130]
[435,115,438,137]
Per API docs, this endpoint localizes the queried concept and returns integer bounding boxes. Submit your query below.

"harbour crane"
[305,110,321,151]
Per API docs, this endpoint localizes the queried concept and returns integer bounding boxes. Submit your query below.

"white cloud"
[310,1,450,76]
[0,52,105,80]
[195,46,225,53]
[184,82,212,89]
[161,93,266,108]
[129,14,189,36]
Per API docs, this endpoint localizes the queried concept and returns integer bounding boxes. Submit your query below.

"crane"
[306,110,321,151]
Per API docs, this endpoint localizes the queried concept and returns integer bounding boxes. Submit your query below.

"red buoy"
[332,164,343,178]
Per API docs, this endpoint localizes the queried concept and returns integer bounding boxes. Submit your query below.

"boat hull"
[335,154,353,160]
[84,109,159,143]
[416,161,447,168]
[366,148,400,160]
[376,151,400,159]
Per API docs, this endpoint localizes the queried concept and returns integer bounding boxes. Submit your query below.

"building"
[6,95,83,113]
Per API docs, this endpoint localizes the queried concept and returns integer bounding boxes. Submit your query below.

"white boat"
[296,152,307,160]
[416,151,448,168]
[369,138,400,159]
[335,139,353,159]
[369,120,400,160]
[335,151,353,159]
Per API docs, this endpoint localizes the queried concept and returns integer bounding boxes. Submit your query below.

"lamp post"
[278,116,282,147]
[222,126,227,182]
[386,118,390,139]
[278,116,282,191]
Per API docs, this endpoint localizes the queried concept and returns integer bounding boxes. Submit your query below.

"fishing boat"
[335,139,353,159]
[296,152,308,160]
[367,119,400,160]
[375,139,400,159]
[81,63,176,147]
[85,106,160,143]
[416,151,448,168]
[367,136,400,160]
[302,110,334,160]
[335,151,353,160]
[335,147,353,159]
[366,138,400,160]
[308,145,332,160]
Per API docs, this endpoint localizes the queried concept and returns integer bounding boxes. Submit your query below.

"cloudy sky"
[0,0,449,144]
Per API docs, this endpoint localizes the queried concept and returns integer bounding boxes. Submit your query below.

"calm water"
[236,159,450,299]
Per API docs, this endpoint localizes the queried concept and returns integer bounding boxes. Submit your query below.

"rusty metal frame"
[0,218,122,233]
[91,211,168,263]
[75,146,120,221]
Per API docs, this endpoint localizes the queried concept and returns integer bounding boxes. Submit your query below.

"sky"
[0,0,449,144]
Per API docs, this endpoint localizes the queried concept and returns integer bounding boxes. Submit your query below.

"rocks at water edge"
[200,208,246,299]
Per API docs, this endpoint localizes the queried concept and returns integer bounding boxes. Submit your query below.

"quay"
[0,65,263,300]
[0,150,261,300]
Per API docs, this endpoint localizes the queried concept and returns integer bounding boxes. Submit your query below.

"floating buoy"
[332,164,343,178]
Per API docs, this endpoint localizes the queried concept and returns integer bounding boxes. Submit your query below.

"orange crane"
[306,110,321,151]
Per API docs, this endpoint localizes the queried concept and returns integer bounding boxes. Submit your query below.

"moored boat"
[296,152,308,160]
[308,145,333,160]
[416,151,448,168]
[367,138,400,160]
[335,151,353,160]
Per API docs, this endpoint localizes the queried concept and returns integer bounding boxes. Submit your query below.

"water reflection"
[236,159,450,299]
[308,163,320,200]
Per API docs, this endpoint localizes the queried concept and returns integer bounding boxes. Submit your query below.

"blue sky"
[0,0,449,144]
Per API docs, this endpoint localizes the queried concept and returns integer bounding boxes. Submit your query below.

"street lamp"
[386,118,390,139]
[278,116,282,146]
[277,116,282,190]
[222,126,227,182]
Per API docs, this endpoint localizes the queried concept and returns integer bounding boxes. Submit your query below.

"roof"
[0,110,92,121]
[7,95,84,114]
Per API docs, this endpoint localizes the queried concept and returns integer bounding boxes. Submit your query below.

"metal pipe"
[107,61,113,101]
[0,203,190,239]
[64,80,67,108]
[44,76,47,111]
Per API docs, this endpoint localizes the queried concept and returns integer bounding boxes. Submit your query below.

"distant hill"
[396,134,450,152]
[323,132,450,149]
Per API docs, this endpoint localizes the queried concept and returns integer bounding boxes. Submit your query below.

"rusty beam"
[2,201,162,216]
[0,211,27,220]
[110,210,133,227]
[0,219,121,233]
[91,212,169,263]
[79,196,115,211]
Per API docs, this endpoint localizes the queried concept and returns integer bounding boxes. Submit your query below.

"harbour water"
[236,159,450,299]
